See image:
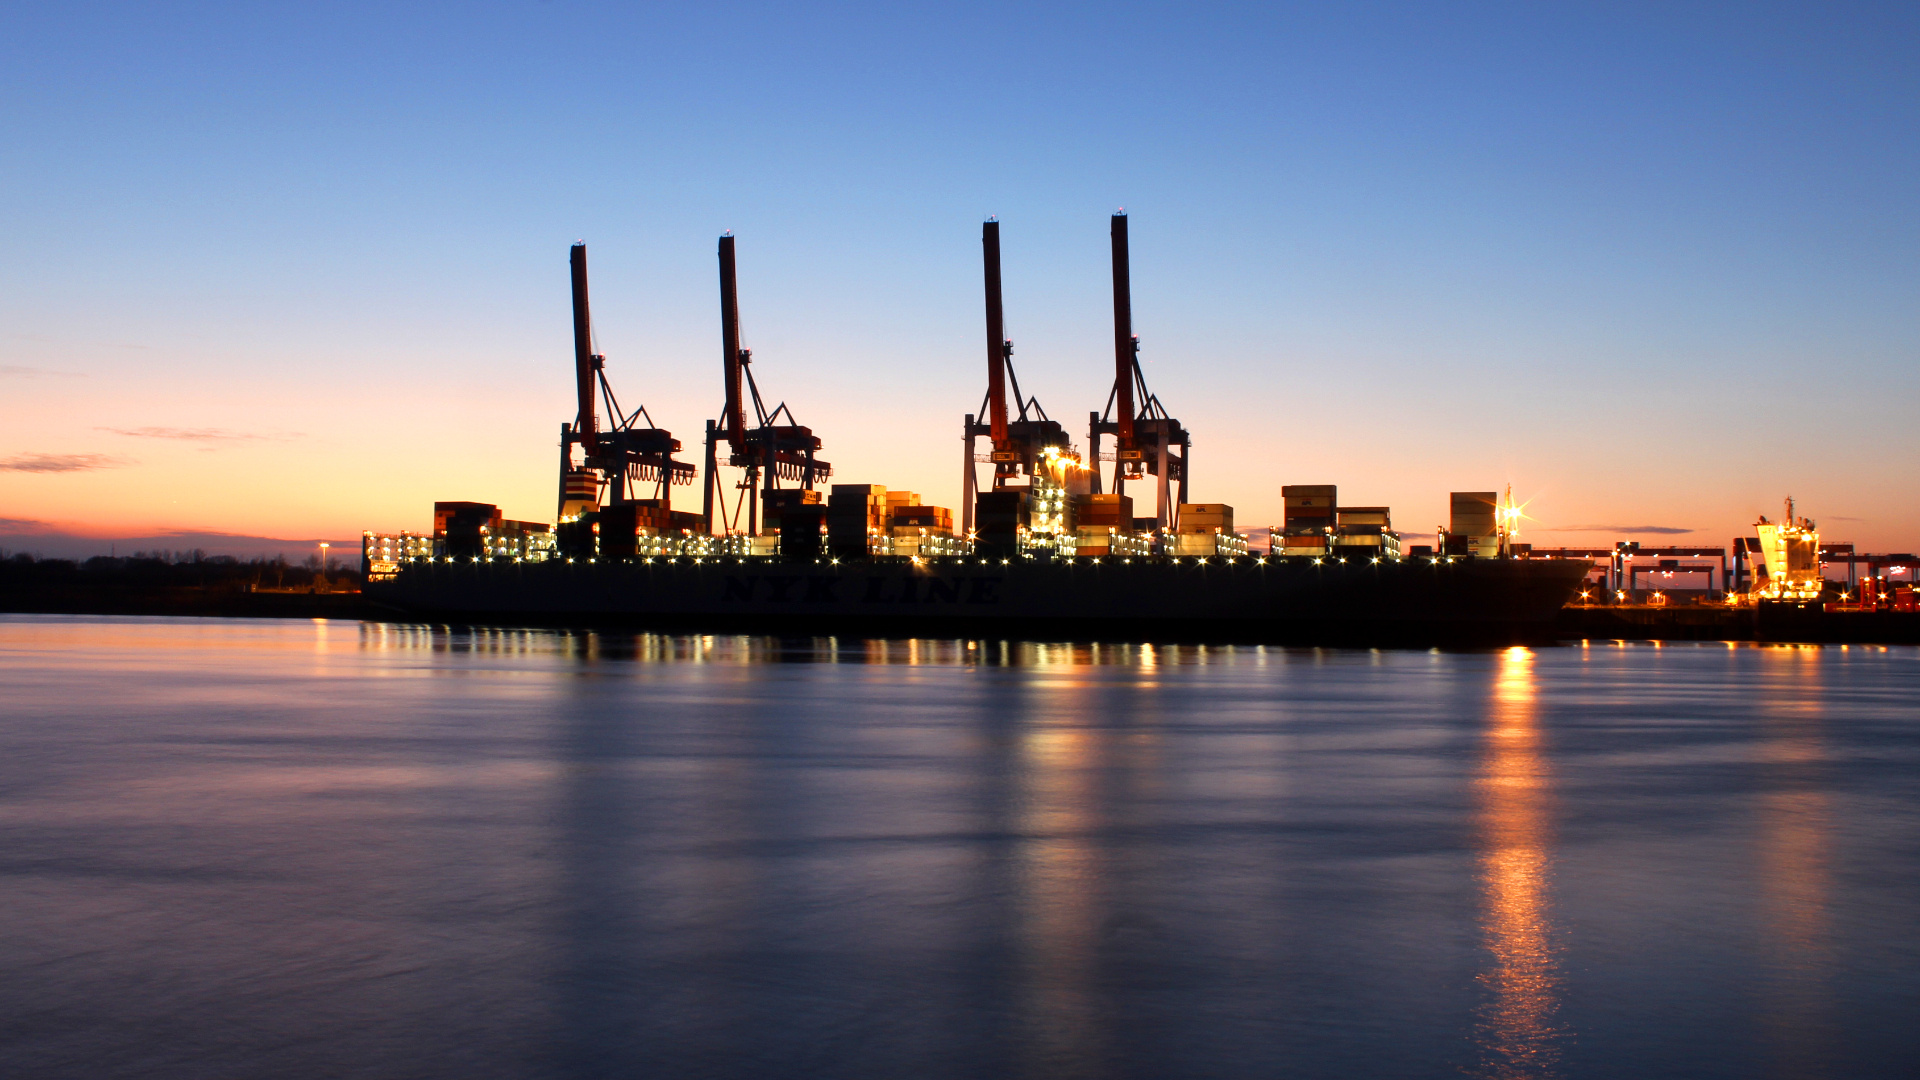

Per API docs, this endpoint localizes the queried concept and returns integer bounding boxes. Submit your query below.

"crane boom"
[1111,212,1135,450]
[718,234,747,447]
[569,243,598,453]
[982,220,1009,448]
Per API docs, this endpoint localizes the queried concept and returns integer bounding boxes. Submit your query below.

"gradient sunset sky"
[4,3,1916,552]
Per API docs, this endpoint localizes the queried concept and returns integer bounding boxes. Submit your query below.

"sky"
[3,1,1917,556]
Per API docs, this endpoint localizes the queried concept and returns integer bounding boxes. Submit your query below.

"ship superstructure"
[1744,497,1824,603]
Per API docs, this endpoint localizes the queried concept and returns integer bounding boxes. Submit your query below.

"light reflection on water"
[1755,646,1835,1078]
[353,623,1261,668]
[0,616,1916,1080]
[1472,647,1564,1079]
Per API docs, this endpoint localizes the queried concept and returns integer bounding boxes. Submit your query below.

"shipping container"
[832,484,887,499]
[1450,492,1498,538]
[1072,493,1133,526]
[763,489,823,508]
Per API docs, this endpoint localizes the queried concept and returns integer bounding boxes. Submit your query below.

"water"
[0,615,1915,1079]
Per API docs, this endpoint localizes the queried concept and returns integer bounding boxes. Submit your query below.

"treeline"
[1,550,363,591]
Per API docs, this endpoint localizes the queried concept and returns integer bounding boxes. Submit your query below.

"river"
[0,615,1913,1078]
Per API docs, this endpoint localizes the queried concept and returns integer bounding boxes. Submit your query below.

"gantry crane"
[959,218,1075,538]
[700,232,831,535]
[1089,211,1188,530]
[555,243,695,522]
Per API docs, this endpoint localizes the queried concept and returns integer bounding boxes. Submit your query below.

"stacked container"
[780,505,828,559]
[828,484,889,559]
[435,502,501,560]
[890,505,954,533]
[1173,532,1251,557]
[597,503,664,559]
[1177,503,1233,534]
[1448,492,1500,559]
[1176,512,1245,556]
[1281,485,1336,557]
[761,488,823,536]
[974,489,1030,555]
[1070,493,1132,555]
[1332,506,1400,560]
[363,531,435,580]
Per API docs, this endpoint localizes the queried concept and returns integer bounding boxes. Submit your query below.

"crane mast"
[1089,211,1188,531]
[570,244,599,457]
[701,232,830,539]
[982,220,1010,464]
[959,218,1078,546]
[1111,213,1135,455]
[553,243,696,560]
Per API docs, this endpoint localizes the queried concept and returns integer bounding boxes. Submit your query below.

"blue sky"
[3,2,1916,549]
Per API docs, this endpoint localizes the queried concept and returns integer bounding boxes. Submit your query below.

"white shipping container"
[1174,534,1219,556]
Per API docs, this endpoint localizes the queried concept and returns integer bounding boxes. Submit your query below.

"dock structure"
[368,217,1920,642]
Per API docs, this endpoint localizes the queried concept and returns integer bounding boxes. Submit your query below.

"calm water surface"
[0,615,1915,1079]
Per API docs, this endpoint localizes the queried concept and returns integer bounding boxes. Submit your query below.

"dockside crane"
[1089,211,1188,530]
[700,232,831,537]
[960,218,1077,539]
[555,243,695,524]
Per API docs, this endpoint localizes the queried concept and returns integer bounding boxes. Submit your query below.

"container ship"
[365,215,1590,640]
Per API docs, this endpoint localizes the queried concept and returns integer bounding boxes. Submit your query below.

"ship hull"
[366,557,1591,645]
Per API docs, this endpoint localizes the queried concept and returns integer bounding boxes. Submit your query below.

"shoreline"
[5,590,1919,645]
